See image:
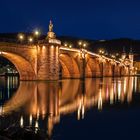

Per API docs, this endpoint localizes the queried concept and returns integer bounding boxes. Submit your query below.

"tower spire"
[49,20,53,32]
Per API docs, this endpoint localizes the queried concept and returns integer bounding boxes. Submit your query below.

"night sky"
[0,0,140,40]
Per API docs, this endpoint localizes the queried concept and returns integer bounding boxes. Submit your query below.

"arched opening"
[59,60,70,78]
[87,58,102,77]
[59,54,80,79]
[0,56,20,105]
[0,56,19,76]
[0,52,36,80]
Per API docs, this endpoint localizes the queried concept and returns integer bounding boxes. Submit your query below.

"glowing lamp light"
[83,43,87,48]
[43,46,46,49]
[78,41,82,46]
[29,114,32,126]
[20,116,24,128]
[99,50,102,53]
[99,49,105,55]
[34,30,40,36]
[111,55,115,59]
[18,34,24,41]
[28,37,33,43]
[19,35,23,40]
[64,43,68,47]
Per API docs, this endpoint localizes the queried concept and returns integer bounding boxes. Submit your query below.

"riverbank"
[0,126,48,140]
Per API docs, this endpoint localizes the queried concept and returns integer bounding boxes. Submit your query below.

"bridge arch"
[87,57,102,77]
[1,52,36,80]
[59,54,80,78]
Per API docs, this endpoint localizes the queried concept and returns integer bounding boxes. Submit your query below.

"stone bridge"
[0,41,130,80]
[0,22,133,81]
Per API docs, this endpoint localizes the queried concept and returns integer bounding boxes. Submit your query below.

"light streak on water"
[20,116,24,128]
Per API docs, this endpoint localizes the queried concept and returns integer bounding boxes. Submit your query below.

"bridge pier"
[102,62,112,77]
[37,44,60,80]
[113,64,121,76]
[120,66,129,76]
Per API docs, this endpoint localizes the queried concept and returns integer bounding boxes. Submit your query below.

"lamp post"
[78,41,87,80]
[33,30,41,77]
[34,30,40,36]
[18,29,41,45]
[64,43,72,49]
[33,30,41,44]
[28,37,34,44]
[18,33,24,44]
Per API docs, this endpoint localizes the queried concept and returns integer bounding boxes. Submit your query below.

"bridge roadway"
[0,41,132,80]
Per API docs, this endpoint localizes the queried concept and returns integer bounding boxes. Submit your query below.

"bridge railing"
[60,47,126,67]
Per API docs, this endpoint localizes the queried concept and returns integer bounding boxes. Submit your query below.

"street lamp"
[64,43,68,47]
[78,41,82,46]
[28,37,33,43]
[64,43,72,48]
[18,33,24,43]
[19,35,24,40]
[83,43,87,48]
[33,29,41,44]
[69,44,72,48]
[99,49,105,55]
[34,30,40,36]
[78,41,87,49]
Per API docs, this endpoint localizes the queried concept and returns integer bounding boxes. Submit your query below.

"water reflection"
[0,76,19,105]
[0,76,138,138]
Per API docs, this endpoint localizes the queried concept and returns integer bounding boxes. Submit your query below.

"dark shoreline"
[0,126,48,140]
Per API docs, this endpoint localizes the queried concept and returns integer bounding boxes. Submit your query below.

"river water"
[0,76,140,140]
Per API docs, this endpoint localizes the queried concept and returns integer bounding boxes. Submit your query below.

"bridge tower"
[37,21,61,80]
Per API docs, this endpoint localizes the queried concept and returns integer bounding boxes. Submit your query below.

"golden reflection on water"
[0,76,137,136]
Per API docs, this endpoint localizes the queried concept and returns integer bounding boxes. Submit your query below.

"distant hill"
[58,36,139,53]
[0,33,140,60]
[58,36,140,60]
